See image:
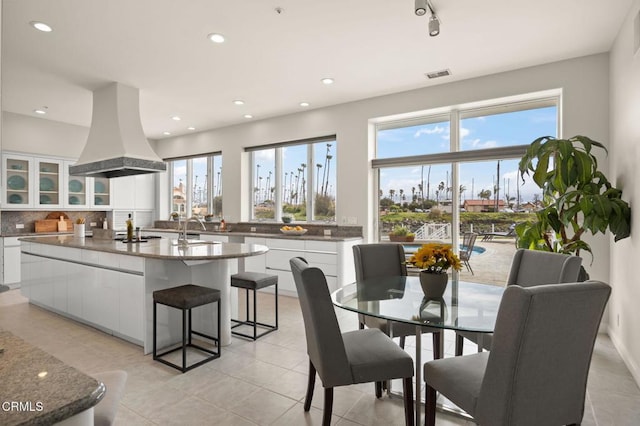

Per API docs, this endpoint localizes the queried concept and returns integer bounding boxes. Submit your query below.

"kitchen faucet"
[178,215,206,244]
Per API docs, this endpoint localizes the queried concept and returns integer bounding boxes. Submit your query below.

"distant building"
[463,199,505,212]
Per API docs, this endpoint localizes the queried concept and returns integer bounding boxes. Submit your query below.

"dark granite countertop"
[0,330,105,425]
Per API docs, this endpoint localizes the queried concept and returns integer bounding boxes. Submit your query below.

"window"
[248,136,336,222]
[168,153,222,218]
[374,96,558,285]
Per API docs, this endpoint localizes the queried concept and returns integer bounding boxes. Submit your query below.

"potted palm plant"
[516,135,631,277]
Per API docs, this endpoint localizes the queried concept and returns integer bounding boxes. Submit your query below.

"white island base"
[19,237,268,354]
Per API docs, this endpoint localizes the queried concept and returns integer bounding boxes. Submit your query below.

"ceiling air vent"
[425,69,451,79]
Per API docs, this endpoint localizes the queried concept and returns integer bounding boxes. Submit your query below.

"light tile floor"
[1,288,639,425]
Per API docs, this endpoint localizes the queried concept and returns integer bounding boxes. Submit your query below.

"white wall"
[609,0,640,387]
[2,111,88,156]
[155,53,612,280]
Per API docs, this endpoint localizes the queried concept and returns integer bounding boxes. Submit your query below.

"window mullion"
[275,148,283,221]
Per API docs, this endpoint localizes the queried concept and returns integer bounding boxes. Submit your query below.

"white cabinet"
[35,157,64,208]
[65,161,90,208]
[2,152,113,210]
[92,177,111,208]
[3,153,34,207]
[111,174,155,210]
[19,244,145,343]
[260,238,361,295]
[2,237,22,284]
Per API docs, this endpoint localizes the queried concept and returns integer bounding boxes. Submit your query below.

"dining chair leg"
[432,332,442,359]
[455,333,464,356]
[399,335,406,349]
[425,384,437,426]
[323,387,334,426]
[304,360,316,411]
[403,377,415,426]
[375,381,383,398]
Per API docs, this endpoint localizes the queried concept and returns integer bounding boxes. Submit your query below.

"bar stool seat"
[231,272,278,340]
[153,284,221,373]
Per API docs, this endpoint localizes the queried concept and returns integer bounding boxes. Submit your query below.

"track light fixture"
[415,0,427,16]
[427,1,440,37]
[429,14,440,37]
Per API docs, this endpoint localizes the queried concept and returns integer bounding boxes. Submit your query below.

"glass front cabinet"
[2,154,33,207]
[36,158,64,208]
[2,153,112,209]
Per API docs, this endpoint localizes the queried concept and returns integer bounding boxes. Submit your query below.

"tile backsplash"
[1,210,107,235]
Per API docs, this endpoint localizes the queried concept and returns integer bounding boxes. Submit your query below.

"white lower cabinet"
[2,237,22,284]
[261,238,361,295]
[20,245,145,343]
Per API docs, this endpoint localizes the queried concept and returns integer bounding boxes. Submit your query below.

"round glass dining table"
[331,275,505,424]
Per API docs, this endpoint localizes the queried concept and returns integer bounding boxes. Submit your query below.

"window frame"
[373,94,560,244]
[246,135,337,223]
[166,152,222,218]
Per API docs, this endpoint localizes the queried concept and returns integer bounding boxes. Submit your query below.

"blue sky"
[377,106,557,205]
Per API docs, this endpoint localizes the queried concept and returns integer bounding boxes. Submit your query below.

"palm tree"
[437,181,445,204]
[316,163,322,195]
[324,154,333,196]
[300,163,307,203]
[399,189,404,204]
[389,189,396,202]
[459,184,467,205]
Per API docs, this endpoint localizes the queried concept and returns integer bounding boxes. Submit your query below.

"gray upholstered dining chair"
[424,281,611,426]
[353,243,442,357]
[290,257,415,426]
[455,248,582,355]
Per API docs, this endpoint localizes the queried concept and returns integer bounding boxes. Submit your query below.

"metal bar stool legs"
[230,272,278,340]
[153,284,221,373]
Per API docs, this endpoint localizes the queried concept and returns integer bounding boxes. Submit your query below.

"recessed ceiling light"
[163,131,171,136]
[321,78,334,85]
[300,102,310,107]
[29,21,53,32]
[208,33,225,43]
[33,107,47,115]
[233,100,245,105]
[243,114,253,119]
[171,116,181,121]
[187,126,196,131]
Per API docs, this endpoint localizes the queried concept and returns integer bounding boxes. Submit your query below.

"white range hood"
[69,82,166,178]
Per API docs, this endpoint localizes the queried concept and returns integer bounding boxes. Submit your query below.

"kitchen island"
[18,236,268,353]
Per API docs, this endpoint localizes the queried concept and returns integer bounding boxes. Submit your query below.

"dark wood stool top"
[153,284,220,310]
[231,272,278,290]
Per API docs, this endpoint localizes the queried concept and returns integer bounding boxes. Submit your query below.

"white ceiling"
[1,0,633,140]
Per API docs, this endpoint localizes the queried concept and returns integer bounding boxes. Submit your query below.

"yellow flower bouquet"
[408,242,462,274]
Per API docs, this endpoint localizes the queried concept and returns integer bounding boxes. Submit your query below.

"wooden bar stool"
[153,284,221,372]
[231,272,278,340]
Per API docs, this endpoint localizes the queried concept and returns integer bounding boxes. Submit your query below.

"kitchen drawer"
[266,249,298,271]
[307,261,337,277]
[305,251,337,266]
[304,240,337,253]
[267,238,305,250]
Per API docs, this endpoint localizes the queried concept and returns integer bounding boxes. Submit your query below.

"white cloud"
[414,125,447,138]
[464,138,498,149]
